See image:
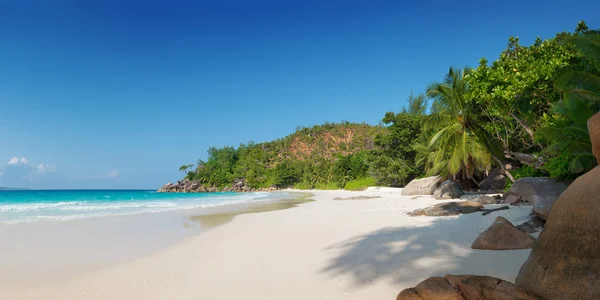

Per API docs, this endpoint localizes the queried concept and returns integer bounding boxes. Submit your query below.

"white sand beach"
[0,189,534,300]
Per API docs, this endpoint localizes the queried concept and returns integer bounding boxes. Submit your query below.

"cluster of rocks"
[397,112,600,299]
[157,179,278,193]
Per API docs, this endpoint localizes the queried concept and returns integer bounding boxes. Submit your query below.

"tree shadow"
[321,212,532,289]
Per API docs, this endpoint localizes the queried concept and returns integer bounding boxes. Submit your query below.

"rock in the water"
[397,274,539,300]
[433,180,464,200]
[401,176,442,196]
[502,177,569,220]
[479,167,508,192]
[476,195,499,205]
[410,201,483,217]
[471,217,535,250]
[515,166,600,299]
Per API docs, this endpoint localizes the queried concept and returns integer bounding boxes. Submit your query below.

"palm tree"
[179,164,193,173]
[538,98,596,174]
[544,31,600,175]
[179,164,194,179]
[418,67,504,183]
[555,32,600,103]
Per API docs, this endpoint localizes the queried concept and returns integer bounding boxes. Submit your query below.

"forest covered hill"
[169,21,600,192]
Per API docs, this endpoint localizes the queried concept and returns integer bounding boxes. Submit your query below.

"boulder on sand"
[471,216,535,250]
[502,177,569,220]
[401,176,442,196]
[476,195,499,205]
[479,167,507,192]
[515,112,600,300]
[515,167,600,299]
[514,216,545,234]
[409,201,483,217]
[433,180,464,200]
[397,274,539,300]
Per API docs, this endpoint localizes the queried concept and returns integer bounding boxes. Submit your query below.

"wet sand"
[0,192,310,286]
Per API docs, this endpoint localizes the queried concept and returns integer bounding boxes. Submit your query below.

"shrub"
[344,177,377,191]
[543,152,581,180]
[505,165,544,190]
[315,182,340,190]
[293,182,313,190]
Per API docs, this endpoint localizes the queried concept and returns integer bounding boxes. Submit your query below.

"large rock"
[409,201,483,217]
[476,195,500,205]
[397,274,539,300]
[471,217,535,250]
[433,180,464,200]
[479,167,507,192]
[401,176,442,196]
[515,166,600,299]
[502,177,569,220]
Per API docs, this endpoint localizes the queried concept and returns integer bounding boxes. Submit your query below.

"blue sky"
[0,0,597,189]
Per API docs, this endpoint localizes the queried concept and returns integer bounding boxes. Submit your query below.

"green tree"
[538,28,600,178]
[467,32,579,158]
[401,93,428,115]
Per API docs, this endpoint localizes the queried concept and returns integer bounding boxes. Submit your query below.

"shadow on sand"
[321,212,532,288]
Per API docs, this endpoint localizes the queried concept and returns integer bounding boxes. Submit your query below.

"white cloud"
[8,157,29,165]
[106,169,120,178]
[35,164,57,174]
[1,157,56,183]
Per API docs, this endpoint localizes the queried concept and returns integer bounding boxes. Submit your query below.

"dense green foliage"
[370,95,426,186]
[177,21,600,191]
[188,123,387,190]
[344,177,378,191]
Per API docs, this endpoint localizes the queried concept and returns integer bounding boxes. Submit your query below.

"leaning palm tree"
[179,164,193,173]
[179,165,194,179]
[419,67,504,182]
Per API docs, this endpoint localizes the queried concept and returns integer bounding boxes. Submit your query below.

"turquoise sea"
[0,190,274,225]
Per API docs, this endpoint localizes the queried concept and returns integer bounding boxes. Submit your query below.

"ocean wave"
[0,201,88,212]
[0,191,283,225]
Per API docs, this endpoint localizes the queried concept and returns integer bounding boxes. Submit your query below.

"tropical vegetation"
[174,21,599,191]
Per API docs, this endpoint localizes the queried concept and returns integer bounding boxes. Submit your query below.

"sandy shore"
[1,189,533,300]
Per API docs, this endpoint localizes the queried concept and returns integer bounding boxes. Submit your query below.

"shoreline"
[0,191,312,286]
[0,190,304,228]
[1,189,533,299]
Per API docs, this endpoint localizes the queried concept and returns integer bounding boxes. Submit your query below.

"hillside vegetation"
[174,21,600,192]
[179,122,416,190]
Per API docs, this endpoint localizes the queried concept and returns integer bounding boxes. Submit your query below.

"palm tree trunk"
[510,112,538,146]
[493,156,516,183]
